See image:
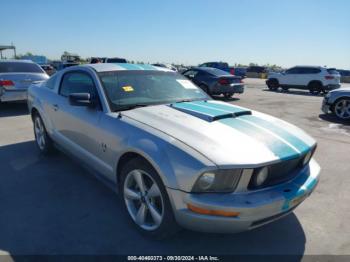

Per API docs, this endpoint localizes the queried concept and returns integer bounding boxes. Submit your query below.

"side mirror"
[69,93,96,107]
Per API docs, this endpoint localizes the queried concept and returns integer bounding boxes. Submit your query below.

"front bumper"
[0,88,28,102]
[167,159,320,233]
[211,84,245,95]
[322,98,331,114]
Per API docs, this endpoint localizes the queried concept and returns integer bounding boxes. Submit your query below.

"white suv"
[266,66,341,94]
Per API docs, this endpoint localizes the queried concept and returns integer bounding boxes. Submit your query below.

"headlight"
[250,167,269,188]
[192,169,242,193]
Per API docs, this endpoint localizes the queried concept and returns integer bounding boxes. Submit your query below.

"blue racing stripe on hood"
[187,101,312,155]
[171,100,308,160]
[170,101,251,121]
[219,118,299,160]
[239,115,312,154]
[192,101,249,114]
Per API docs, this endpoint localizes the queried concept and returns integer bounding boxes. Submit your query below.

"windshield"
[0,62,44,73]
[327,68,339,75]
[98,70,209,111]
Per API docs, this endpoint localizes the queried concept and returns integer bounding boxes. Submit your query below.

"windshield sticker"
[176,79,197,89]
[122,86,134,92]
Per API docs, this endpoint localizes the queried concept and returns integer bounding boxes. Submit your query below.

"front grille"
[266,156,304,186]
[248,155,305,190]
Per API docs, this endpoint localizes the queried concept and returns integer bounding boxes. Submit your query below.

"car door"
[49,70,107,172]
[301,67,321,86]
[280,67,300,86]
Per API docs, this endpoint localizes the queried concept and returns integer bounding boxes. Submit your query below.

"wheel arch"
[331,96,350,111]
[116,151,152,187]
[308,80,323,88]
[268,77,279,83]
[115,146,177,192]
[31,107,40,120]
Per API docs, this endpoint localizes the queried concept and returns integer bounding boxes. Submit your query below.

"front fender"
[116,128,216,192]
[28,87,54,135]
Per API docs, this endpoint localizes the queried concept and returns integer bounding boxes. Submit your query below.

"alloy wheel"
[34,117,46,150]
[123,169,164,231]
[335,99,350,119]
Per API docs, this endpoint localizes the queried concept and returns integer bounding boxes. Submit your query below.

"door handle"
[52,104,59,111]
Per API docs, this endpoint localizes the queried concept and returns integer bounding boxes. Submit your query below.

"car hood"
[122,100,316,167]
[330,86,350,93]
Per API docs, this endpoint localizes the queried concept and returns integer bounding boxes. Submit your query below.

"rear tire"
[309,82,322,95]
[267,79,279,91]
[33,113,54,154]
[120,157,179,239]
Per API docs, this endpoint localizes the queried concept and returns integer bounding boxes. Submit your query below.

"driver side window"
[60,72,97,98]
[285,68,299,74]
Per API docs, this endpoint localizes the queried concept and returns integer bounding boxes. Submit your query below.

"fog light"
[303,151,312,166]
[254,167,269,187]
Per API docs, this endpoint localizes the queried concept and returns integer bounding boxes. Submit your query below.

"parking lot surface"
[0,79,349,256]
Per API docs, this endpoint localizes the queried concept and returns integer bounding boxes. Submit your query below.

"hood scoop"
[169,101,251,122]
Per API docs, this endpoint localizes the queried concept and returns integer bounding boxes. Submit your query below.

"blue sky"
[1,0,350,68]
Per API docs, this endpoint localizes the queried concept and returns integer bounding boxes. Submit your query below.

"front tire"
[224,93,233,99]
[120,157,179,239]
[333,98,350,120]
[199,84,210,95]
[267,79,279,91]
[33,113,54,154]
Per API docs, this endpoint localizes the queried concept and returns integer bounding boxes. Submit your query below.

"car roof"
[81,63,172,72]
[0,59,34,63]
[294,65,323,69]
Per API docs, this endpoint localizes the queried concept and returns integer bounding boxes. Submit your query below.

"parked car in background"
[152,63,177,71]
[199,62,235,75]
[40,64,56,76]
[28,63,320,237]
[182,67,244,98]
[232,67,247,78]
[322,87,350,120]
[105,57,127,63]
[246,66,268,78]
[0,60,49,103]
[338,69,350,83]
[267,66,341,95]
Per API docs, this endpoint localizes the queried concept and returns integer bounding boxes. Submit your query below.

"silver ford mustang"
[27,63,320,238]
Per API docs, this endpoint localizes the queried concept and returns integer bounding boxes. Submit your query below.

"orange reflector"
[187,204,240,217]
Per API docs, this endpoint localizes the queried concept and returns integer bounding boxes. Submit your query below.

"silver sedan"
[0,60,48,102]
[322,86,350,120]
[28,63,320,238]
